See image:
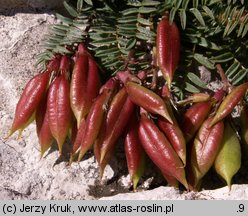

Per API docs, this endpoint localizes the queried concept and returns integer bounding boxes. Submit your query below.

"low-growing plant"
[6,0,248,191]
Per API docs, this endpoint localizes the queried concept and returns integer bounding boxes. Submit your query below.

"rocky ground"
[0,4,248,200]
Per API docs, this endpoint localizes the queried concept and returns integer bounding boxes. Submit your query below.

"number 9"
[239,204,244,212]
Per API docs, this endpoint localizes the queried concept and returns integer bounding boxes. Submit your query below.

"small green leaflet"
[169,7,177,24]
[122,8,139,15]
[77,0,83,11]
[141,0,161,6]
[179,9,187,29]
[187,72,207,89]
[202,6,215,19]
[231,69,248,85]
[56,13,73,25]
[125,38,137,50]
[138,7,157,14]
[137,17,152,26]
[185,82,201,93]
[190,8,205,26]
[225,61,240,78]
[210,52,233,63]
[194,53,215,69]
[63,1,78,17]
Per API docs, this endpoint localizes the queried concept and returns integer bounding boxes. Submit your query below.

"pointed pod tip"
[163,74,172,90]
[16,128,25,140]
[227,183,232,192]
[99,149,107,165]
[99,167,104,179]
[132,174,140,191]
[181,156,187,167]
[208,118,217,128]
[77,153,83,162]
[160,111,173,124]
[40,151,46,159]
[69,155,74,165]
[4,130,14,140]
[181,179,189,190]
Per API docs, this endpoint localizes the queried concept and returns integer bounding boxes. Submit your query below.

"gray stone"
[101,185,248,200]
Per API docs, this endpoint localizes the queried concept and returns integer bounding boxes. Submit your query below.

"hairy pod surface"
[126,81,173,123]
[190,117,224,188]
[47,75,72,154]
[210,83,248,127]
[138,114,188,189]
[8,71,51,138]
[70,53,89,127]
[36,93,53,157]
[156,17,180,87]
[181,101,212,143]
[214,122,241,189]
[124,113,145,189]
[100,88,135,164]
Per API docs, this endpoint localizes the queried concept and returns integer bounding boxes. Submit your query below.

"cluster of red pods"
[7,17,248,191]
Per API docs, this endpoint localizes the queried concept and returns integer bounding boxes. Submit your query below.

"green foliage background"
[37,0,248,98]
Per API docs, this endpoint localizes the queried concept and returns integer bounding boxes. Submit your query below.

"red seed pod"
[47,74,72,154]
[161,172,179,188]
[94,121,105,164]
[94,120,110,178]
[46,55,62,73]
[99,77,118,94]
[157,116,186,165]
[190,117,224,188]
[86,78,118,167]
[7,70,51,138]
[124,112,145,190]
[125,81,173,123]
[138,114,188,189]
[35,92,54,158]
[160,84,171,99]
[240,107,248,155]
[181,101,212,143]
[85,56,101,114]
[78,88,114,161]
[70,118,86,162]
[210,83,248,127]
[77,43,88,55]
[116,70,143,84]
[100,88,135,165]
[70,53,89,127]
[157,17,180,87]
[59,55,71,77]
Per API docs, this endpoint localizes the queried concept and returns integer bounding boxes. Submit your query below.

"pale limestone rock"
[101,185,248,200]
